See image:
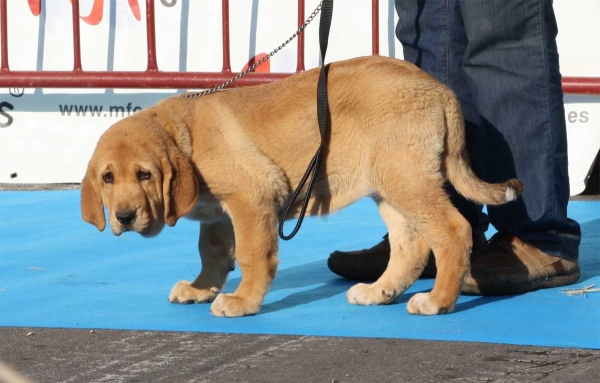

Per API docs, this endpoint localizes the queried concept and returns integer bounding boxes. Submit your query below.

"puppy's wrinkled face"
[98,144,165,237]
[82,117,199,236]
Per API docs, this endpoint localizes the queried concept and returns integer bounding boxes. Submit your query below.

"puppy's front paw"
[347,283,398,306]
[168,280,219,304]
[406,292,454,315]
[210,293,260,317]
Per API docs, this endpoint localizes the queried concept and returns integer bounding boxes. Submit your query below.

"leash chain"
[182,1,324,99]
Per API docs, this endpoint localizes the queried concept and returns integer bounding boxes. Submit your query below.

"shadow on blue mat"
[256,261,518,315]
[579,219,600,280]
[0,190,598,349]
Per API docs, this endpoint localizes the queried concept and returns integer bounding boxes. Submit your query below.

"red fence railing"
[1,0,599,95]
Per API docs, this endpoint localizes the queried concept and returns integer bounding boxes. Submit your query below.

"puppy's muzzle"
[116,210,137,226]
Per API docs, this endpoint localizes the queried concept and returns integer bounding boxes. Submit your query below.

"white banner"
[0,0,598,195]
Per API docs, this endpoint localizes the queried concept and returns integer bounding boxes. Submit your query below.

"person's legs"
[458,0,581,294]
[327,0,487,281]
[395,0,488,236]
[329,0,581,293]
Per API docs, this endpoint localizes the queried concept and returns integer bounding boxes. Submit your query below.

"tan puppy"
[81,56,523,317]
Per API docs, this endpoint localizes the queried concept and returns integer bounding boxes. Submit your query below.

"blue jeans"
[394,0,580,260]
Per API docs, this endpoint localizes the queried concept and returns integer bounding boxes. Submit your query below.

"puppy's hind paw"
[406,293,454,315]
[168,280,219,304]
[347,283,398,305]
[210,294,260,317]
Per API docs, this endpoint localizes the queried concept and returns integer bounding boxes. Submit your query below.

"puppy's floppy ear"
[162,148,199,227]
[81,164,106,231]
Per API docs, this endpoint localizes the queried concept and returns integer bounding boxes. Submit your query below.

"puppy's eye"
[137,171,151,181]
[103,172,114,184]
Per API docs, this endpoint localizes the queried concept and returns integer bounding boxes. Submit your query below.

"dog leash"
[180,0,334,240]
[278,0,334,240]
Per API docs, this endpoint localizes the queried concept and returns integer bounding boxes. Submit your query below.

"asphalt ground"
[1,327,599,383]
[1,184,599,383]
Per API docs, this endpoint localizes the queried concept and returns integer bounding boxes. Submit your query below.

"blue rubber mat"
[1,190,598,349]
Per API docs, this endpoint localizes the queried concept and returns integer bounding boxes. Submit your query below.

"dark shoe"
[327,234,486,281]
[327,234,390,281]
[462,233,580,296]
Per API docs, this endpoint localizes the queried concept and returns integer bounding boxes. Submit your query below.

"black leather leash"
[278,0,334,240]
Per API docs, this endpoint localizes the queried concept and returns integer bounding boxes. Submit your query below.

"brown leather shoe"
[462,233,580,296]
[327,234,486,281]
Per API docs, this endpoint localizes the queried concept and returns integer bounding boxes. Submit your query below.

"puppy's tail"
[443,95,524,205]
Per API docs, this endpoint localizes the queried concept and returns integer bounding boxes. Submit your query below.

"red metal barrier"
[0,0,599,95]
[562,77,600,96]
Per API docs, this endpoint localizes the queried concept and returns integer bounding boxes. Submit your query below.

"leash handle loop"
[278,0,333,240]
[278,146,324,240]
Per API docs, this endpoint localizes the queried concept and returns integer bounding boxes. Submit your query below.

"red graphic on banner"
[242,53,270,73]
[70,0,141,25]
[127,0,141,21]
[27,0,40,16]
[27,0,141,25]
[72,0,104,25]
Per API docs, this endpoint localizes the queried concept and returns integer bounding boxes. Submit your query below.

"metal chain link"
[182,1,323,99]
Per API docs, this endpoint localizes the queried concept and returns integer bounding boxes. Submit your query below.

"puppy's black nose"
[116,210,136,225]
